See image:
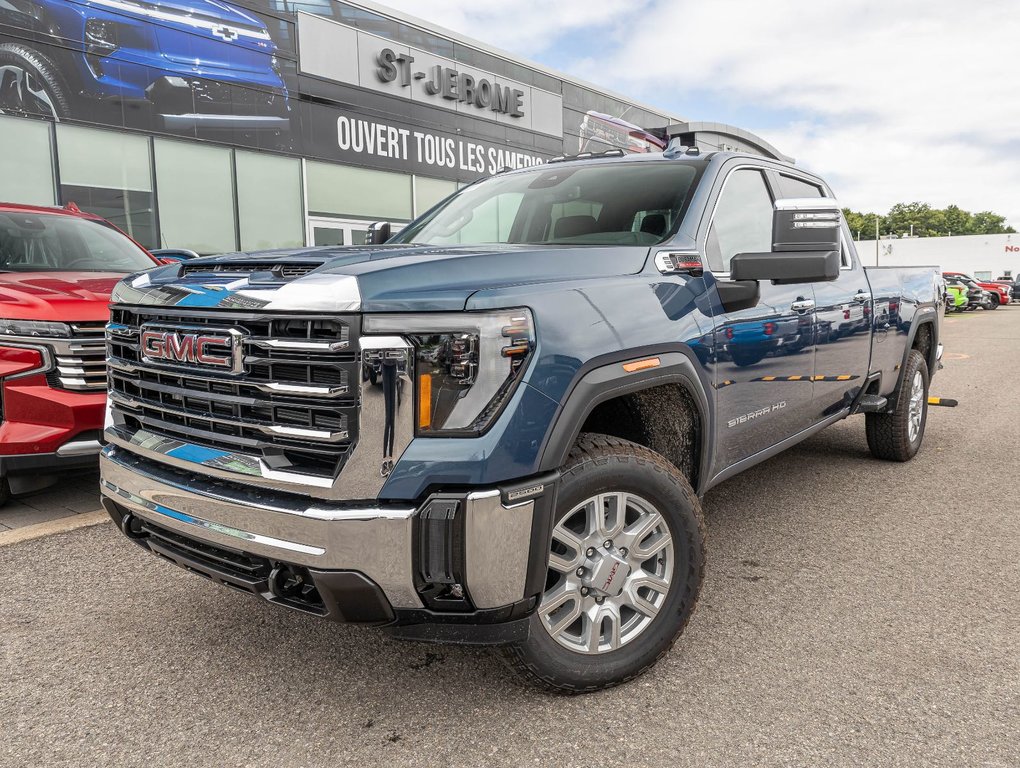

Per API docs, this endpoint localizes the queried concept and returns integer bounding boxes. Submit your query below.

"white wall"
[853,232,1020,279]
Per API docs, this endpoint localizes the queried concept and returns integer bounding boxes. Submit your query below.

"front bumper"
[100,446,553,637]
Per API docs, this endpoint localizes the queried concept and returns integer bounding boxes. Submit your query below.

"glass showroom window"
[236,151,303,251]
[306,160,412,221]
[55,124,155,248]
[0,115,56,206]
[154,139,237,255]
[414,176,458,216]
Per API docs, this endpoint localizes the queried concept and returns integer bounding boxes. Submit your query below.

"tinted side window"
[706,169,773,273]
[777,174,823,199]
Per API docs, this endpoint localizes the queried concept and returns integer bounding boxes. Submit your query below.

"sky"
[379,0,1019,227]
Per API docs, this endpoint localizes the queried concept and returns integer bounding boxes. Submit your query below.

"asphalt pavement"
[1,308,1018,768]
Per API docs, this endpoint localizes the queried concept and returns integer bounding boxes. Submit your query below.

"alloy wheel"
[538,492,674,654]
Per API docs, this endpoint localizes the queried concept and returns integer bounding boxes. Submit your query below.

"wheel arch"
[537,346,713,495]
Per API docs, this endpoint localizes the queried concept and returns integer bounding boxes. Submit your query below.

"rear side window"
[706,169,773,273]
[777,174,823,199]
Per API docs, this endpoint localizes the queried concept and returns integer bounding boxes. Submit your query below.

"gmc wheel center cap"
[586,549,631,597]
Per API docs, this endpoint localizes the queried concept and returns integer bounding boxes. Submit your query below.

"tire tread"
[501,433,706,694]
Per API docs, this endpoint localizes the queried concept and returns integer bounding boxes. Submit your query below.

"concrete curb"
[0,510,110,547]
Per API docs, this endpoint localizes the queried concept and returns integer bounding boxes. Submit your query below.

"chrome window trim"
[701,163,775,275]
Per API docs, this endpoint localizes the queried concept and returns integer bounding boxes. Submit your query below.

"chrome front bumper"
[100,446,537,613]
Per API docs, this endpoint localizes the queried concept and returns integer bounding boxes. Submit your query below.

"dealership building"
[0,0,786,254]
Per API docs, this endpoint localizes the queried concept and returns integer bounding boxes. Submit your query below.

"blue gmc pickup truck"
[100,147,943,692]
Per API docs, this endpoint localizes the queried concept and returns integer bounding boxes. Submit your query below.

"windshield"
[0,212,154,273]
[393,162,701,247]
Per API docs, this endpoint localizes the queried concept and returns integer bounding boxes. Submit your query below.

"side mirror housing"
[772,197,841,252]
[366,221,391,245]
[730,250,841,284]
[728,197,842,286]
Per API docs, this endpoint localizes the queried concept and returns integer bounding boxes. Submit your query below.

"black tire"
[986,296,999,310]
[0,477,10,508]
[0,43,73,120]
[729,347,765,367]
[866,349,929,462]
[503,434,706,694]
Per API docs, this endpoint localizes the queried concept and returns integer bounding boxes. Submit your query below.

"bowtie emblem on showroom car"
[139,325,246,375]
[212,25,241,42]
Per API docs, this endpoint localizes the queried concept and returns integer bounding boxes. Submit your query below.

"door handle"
[853,291,871,303]
[791,299,815,312]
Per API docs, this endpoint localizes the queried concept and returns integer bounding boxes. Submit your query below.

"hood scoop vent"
[180,262,324,281]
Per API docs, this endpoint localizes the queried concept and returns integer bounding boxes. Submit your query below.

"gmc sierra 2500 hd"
[100,147,943,693]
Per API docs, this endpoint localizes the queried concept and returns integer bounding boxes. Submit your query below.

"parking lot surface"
[1,309,1018,768]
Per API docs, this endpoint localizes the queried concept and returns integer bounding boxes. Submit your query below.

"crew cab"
[100,148,943,693]
[944,271,1010,308]
[0,202,157,504]
[0,0,289,143]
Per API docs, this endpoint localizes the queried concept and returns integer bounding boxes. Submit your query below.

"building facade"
[856,233,1020,280]
[0,0,783,254]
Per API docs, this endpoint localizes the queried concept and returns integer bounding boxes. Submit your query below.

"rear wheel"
[503,434,705,693]
[866,349,929,462]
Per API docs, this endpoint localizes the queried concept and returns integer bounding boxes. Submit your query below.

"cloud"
[380,0,1018,224]
[374,0,632,57]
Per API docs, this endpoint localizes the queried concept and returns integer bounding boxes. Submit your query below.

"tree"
[843,208,883,239]
[841,202,1015,239]
[970,211,1015,235]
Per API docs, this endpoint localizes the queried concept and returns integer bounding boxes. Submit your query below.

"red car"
[0,202,158,505]
[943,271,1011,308]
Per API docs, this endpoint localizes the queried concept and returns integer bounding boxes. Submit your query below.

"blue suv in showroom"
[0,0,289,141]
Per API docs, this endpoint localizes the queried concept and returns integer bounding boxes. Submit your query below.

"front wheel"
[0,44,72,120]
[866,349,929,461]
[503,434,705,693]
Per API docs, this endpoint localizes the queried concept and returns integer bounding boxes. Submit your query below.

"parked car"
[101,149,944,693]
[944,281,968,313]
[943,271,1011,308]
[0,0,290,145]
[943,274,992,311]
[0,201,158,504]
[991,279,1019,303]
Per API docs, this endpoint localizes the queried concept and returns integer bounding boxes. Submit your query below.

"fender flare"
[894,308,939,397]
[536,345,714,495]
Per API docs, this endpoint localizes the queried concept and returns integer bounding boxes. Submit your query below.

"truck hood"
[0,272,125,322]
[112,244,651,312]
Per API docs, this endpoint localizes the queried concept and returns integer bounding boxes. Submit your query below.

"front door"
[306,217,374,247]
[703,166,818,470]
[769,171,873,422]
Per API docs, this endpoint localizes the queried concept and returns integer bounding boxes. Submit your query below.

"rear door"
[771,172,873,422]
[703,165,817,470]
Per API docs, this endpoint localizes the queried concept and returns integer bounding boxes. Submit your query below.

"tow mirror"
[366,221,392,245]
[772,197,841,254]
[729,197,841,286]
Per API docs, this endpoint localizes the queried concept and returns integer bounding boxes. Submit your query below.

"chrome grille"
[106,308,360,483]
[48,322,107,391]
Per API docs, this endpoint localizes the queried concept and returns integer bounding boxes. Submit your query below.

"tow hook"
[119,513,146,540]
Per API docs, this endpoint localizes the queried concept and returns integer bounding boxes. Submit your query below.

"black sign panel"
[0,0,669,181]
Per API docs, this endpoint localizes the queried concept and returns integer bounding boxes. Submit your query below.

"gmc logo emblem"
[140,326,244,374]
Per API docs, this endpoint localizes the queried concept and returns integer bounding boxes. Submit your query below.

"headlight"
[363,309,535,436]
[0,319,70,338]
